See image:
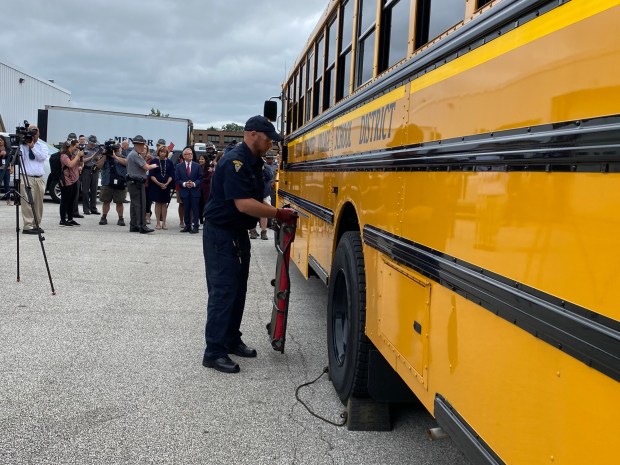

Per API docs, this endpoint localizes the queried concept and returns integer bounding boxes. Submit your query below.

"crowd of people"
[2,130,277,236]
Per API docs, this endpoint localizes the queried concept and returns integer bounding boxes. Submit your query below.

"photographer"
[96,140,128,226]
[16,125,49,235]
[66,133,84,219]
[58,140,84,226]
[80,135,101,215]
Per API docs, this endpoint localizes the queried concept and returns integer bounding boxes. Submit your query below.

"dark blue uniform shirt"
[203,142,264,230]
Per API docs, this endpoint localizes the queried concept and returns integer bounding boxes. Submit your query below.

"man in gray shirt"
[126,135,157,234]
[81,134,102,215]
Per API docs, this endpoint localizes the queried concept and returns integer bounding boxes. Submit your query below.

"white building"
[0,61,71,132]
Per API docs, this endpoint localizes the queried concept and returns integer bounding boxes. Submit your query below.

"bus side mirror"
[264,101,278,122]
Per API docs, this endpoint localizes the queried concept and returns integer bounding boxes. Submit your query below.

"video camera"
[9,120,37,146]
[206,144,216,161]
[104,139,120,155]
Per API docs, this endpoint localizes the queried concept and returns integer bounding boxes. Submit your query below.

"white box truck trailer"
[37,106,193,201]
[38,106,192,149]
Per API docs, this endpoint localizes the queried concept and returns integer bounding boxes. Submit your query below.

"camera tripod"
[0,143,56,295]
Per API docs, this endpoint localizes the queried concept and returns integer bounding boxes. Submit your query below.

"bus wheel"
[327,231,369,403]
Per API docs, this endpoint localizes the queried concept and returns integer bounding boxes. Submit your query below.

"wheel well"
[335,202,360,248]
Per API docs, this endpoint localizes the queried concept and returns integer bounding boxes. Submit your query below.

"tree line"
[149,109,243,132]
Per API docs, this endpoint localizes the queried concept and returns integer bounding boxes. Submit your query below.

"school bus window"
[316,35,325,79]
[298,62,306,127]
[324,16,338,110]
[337,53,353,101]
[416,0,466,47]
[292,71,299,131]
[477,0,492,8]
[337,0,354,101]
[341,0,354,51]
[326,16,337,67]
[379,0,411,73]
[314,35,325,117]
[355,0,377,88]
[286,80,294,133]
[305,50,314,121]
[299,62,306,100]
[324,68,335,111]
[428,0,466,41]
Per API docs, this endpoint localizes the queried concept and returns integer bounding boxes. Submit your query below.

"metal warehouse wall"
[0,62,71,132]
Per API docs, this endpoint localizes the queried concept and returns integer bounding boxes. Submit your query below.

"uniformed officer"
[202,115,297,373]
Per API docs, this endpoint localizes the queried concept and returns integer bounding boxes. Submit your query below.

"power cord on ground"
[294,366,347,427]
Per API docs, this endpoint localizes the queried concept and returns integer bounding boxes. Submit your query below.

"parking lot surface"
[0,202,469,464]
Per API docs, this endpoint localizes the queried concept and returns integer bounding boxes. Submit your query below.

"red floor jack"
[267,213,298,353]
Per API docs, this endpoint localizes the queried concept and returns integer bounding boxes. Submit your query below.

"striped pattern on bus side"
[284,115,620,173]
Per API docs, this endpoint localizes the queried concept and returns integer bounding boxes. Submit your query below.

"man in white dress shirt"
[17,125,49,234]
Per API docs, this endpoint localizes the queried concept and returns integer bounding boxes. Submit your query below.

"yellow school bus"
[274,0,620,463]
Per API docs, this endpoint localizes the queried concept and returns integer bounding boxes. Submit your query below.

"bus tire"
[327,231,369,403]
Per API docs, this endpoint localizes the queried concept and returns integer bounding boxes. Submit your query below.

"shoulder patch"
[232,160,243,172]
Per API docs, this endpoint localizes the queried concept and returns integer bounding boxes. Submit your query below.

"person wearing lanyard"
[201,115,297,373]
[17,125,49,235]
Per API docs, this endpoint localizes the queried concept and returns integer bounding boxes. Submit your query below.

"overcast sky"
[0,0,326,129]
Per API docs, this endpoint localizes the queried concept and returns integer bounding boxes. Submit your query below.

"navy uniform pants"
[182,193,200,229]
[203,224,251,359]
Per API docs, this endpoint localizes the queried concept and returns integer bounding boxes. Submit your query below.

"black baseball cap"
[244,115,283,142]
[132,135,146,144]
[88,135,98,144]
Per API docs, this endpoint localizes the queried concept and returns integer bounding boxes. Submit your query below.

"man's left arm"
[114,153,128,166]
[32,141,49,161]
[83,148,98,163]
[234,198,276,218]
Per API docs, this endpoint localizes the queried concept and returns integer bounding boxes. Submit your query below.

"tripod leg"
[14,159,56,295]
[14,181,21,283]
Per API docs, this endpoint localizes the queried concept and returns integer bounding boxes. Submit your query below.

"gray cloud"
[1,0,326,127]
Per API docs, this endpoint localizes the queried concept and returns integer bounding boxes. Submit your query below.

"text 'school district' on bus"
[272,0,620,464]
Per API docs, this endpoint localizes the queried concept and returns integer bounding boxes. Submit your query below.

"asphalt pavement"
[0,200,469,465]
